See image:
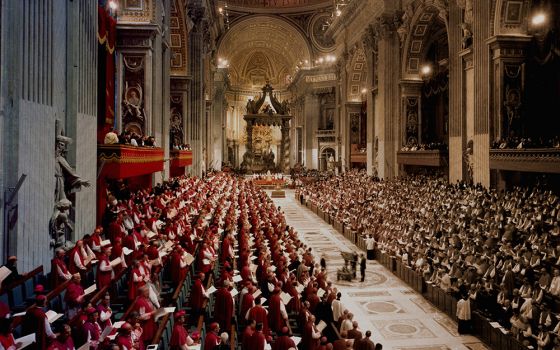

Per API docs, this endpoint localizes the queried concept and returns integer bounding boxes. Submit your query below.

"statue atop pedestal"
[51,127,90,248]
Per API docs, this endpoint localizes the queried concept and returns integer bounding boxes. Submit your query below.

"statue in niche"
[52,129,90,248]
[461,23,473,49]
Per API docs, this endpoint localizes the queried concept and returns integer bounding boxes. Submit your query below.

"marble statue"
[52,132,90,247]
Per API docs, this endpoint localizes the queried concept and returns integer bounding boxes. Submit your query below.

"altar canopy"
[241,83,292,174]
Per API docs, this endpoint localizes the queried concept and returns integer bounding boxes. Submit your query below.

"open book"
[45,310,63,323]
[110,257,122,267]
[154,307,176,321]
[14,334,35,350]
[83,284,97,296]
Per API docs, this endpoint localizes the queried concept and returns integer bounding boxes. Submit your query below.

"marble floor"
[270,190,490,350]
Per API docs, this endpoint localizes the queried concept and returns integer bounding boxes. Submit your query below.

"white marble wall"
[0,0,97,271]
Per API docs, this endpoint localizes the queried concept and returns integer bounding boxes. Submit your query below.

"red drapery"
[97,6,116,143]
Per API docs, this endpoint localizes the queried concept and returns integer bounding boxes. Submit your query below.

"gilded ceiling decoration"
[170,0,188,76]
[223,0,331,13]
[218,16,312,89]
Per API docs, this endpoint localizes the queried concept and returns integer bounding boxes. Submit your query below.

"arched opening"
[319,147,336,171]
[420,26,449,147]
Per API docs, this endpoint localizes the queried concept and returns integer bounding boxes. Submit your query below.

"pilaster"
[375,14,400,179]
[471,0,493,187]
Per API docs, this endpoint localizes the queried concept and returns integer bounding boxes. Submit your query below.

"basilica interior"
[1,0,560,349]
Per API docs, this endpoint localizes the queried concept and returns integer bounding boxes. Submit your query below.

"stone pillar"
[362,29,377,176]
[304,94,319,169]
[375,15,400,179]
[187,5,205,176]
[337,59,349,171]
[210,68,227,171]
[448,1,466,183]
[471,0,493,187]
[459,49,475,183]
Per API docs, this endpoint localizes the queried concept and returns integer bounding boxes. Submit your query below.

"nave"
[271,191,488,350]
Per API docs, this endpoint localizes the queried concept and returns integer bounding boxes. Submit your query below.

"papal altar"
[240,82,292,174]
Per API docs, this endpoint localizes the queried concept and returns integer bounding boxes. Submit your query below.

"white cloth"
[456,299,471,321]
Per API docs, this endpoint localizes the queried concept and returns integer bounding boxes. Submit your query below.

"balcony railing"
[397,150,448,167]
[98,144,164,178]
[490,148,560,173]
[170,149,193,168]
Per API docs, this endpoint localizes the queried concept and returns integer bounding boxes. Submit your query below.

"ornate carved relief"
[405,97,420,144]
[308,12,335,52]
[170,0,188,76]
[122,55,146,134]
[119,0,155,23]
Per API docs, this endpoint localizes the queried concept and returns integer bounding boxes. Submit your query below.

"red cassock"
[97,254,112,289]
[247,306,270,336]
[68,247,85,274]
[213,287,233,332]
[189,279,205,312]
[240,293,254,321]
[302,320,319,350]
[64,281,84,309]
[51,257,70,286]
[170,324,189,349]
[246,331,266,350]
[110,243,124,275]
[22,306,48,350]
[241,326,254,350]
[204,331,220,350]
[116,334,133,350]
[108,221,124,242]
[47,337,74,350]
[272,335,296,350]
[268,293,285,333]
[133,296,156,342]
[128,268,145,300]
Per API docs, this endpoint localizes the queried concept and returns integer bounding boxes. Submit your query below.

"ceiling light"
[531,13,546,26]
[108,0,118,10]
[218,7,223,14]
[421,64,432,75]
[361,88,367,94]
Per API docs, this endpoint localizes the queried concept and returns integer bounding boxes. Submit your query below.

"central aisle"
[270,190,489,350]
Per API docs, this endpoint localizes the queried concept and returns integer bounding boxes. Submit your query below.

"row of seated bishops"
[298,169,560,350]
[0,173,382,350]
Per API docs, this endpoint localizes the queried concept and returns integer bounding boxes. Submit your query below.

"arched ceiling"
[217,16,312,90]
[221,0,331,14]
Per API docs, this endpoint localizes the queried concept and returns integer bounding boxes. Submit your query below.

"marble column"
[471,0,493,187]
[187,5,205,176]
[210,68,228,171]
[304,93,319,169]
[375,15,400,179]
[337,60,349,171]
[363,29,377,176]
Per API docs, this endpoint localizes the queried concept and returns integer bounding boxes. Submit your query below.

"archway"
[319,147,336,171]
